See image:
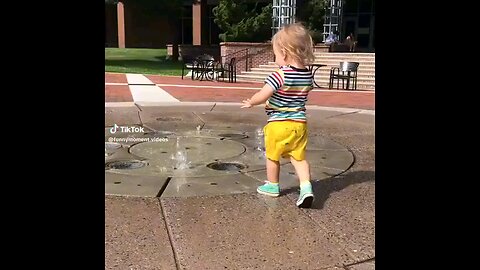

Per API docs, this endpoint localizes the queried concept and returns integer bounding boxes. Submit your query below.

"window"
[358,14,371,28]
[344,0,358,14]
[359,0,373,13]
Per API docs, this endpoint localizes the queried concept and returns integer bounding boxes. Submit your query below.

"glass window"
[359,0,373,13]
[344,0,358,14]
[182,18,192,44]
[357,34,369,47]
[358,14,371,28]
[182,5,192,18]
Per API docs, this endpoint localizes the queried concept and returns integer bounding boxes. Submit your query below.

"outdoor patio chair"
[194,54,216,81]
[329,61,360,90]
[181,54,197,80]
[215,57,237,83]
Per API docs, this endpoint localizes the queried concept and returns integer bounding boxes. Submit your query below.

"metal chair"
[194,54,216,81]
[329,62,360,90]
[181,55,196,80]
[215,57,237,83]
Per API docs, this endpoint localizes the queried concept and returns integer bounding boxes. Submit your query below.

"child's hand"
[241,99,253,108]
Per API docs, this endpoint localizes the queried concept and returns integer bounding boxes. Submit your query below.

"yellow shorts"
[264,121,308,161]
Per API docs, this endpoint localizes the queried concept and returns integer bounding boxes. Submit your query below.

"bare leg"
[256,158,281,197]
[266,158,280,183]
[290,157,311,185]
[290,157,314,207]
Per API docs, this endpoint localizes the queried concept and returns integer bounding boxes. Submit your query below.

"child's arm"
[241,84,274,108]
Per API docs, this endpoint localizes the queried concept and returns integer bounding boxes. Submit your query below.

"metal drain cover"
[217,133,248,139]
[207,162,246,171]
[106,160,147,170]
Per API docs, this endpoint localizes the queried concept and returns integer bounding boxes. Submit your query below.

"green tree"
[213,0,272,42]
[296,0,327,43]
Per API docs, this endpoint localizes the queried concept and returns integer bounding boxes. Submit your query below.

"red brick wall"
[220,42,274,72]
[314,44,330,52]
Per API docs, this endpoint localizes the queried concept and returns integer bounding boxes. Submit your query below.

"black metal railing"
[221,48,249,72]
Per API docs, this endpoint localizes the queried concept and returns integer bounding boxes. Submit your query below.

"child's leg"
[266,158,280,183]
[257,158,281,197]
[290,157,314,208]
[257,122,282,197]
[289,157,311,186]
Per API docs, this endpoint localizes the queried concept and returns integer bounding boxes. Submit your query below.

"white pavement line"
[105,102,137,107]
[130,85,180,102]
[126,73,155,85]
[155,83,262,90]
[311,89,375,93]
[126,74,180,103]
[133,101,374,114]
[218,103,375,114]
[105,81,374,94]
[154,83,374,94]
[135,101,217,107]
[306,105,375,114]
[105,82,129,86]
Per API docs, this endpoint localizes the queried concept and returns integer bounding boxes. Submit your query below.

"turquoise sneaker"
[257,181,280,197]
[296,183,314,208]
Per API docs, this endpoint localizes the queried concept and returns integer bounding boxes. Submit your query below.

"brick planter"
[313,44,330,52]
[166,44,221,61]
[220,42,274,72]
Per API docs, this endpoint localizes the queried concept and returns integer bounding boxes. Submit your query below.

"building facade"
[105,0,375,52]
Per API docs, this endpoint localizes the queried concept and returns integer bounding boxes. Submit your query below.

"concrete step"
[265,61,376,67]
[269,59,375,63]
[313,53,375,57]
[258,64,375,70]
[240,52,376,90]
[313,53,375,58]
[249,68,375,76]
[256,65,376,72]
[244,71,375,80]
[313,58,375,63]
[237,74,375,83]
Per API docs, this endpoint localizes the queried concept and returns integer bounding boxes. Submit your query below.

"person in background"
[325,30,339,45]
[345,32,357,52]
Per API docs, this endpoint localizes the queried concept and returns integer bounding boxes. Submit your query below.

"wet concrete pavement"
[105,103,375,269]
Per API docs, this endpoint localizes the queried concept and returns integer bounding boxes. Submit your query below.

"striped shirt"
[264,65,313,122]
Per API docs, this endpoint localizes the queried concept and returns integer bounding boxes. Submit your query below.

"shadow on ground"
[281,170,375,209]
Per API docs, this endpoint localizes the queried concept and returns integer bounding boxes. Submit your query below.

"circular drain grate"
[106,160,146,170]
[218,133,248,139]
[207,162,246,171]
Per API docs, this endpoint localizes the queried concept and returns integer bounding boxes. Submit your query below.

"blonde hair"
[272,23,315,66]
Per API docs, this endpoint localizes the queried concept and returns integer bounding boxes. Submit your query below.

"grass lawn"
[105,48,183,76]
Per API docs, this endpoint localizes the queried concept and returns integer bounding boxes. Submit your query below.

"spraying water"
[172,136,190,191]
[172,137,191,171]
[254,128,266,159]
